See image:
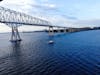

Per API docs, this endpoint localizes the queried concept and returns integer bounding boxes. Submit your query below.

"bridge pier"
[10,26,21,42]
[49,26,54,36]
[58,27,61,33]
[64,28,66,33]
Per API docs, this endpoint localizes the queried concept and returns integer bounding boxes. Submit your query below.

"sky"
[0,0,100,32]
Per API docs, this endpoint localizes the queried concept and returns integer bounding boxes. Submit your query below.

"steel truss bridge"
[0,6,68,42]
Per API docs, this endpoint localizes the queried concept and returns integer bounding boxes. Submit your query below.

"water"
[0,30,100,75]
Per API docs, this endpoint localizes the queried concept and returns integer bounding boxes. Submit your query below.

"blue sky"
[0,0,100,32]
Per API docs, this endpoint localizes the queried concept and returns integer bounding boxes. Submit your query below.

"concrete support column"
[68,28,72,32]
[58,27,60,33]
[10,25,21,42]
[64,28,66,33]
[49,26,54,36]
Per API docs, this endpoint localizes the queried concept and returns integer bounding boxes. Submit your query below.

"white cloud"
[0,0,36,14]
[40,0,49,2]
[73,19,100,27]
[43,3,56,9]
[0,0,57,13]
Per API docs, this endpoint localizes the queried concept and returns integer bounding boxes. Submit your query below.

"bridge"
[0,6,69,42]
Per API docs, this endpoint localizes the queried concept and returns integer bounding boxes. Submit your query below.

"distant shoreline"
[0,30,46,34]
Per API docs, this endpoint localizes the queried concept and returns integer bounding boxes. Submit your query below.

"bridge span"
[0,6,68,42]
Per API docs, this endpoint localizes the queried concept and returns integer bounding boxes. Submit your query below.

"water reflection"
[7,42,25,75]
[11,41,22,57]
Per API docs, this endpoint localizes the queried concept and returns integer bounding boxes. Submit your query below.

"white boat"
[48,40,54,44]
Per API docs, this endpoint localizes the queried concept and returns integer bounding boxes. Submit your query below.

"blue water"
[0,30,100,75]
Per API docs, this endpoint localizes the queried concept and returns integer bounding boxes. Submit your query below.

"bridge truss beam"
[0,6,51,27]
